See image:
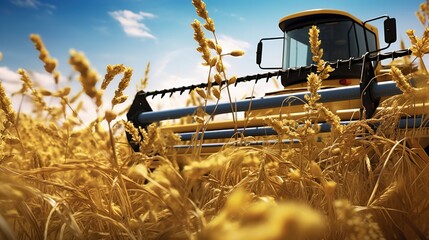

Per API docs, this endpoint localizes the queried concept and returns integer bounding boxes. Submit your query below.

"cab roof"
[279,9,375,32]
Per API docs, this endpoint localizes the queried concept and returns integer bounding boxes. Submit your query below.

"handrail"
[135,80,402,125]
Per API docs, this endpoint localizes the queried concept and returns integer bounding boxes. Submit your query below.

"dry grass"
[1,1,429,239]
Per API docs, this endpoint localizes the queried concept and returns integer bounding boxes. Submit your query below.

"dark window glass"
[282,20,378,69]
[366,29,377,52]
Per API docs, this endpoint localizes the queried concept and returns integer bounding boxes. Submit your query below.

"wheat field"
[1,0,429,239]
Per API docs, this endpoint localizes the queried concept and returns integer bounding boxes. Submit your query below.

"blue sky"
[0,0,425,114]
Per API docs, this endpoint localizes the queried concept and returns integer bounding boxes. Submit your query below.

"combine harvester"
[126,9,429,159]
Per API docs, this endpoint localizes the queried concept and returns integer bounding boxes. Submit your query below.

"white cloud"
[30,71,59,88]
[161,74,199,89]
[0,66,21,94]
[10,0,39,8]
[150,74,200,109]
[0,66,19,82]
[139,35,253,109]
[109,10,156,39]
[0,66,27,113]
[10,0,56,14]
[190,35,251,75]
[0,66,101,120]
[0,66,67,97]
[230,13,245,22]
[153,49,186,77]
[94,26,110,36]
[216,34,251,53]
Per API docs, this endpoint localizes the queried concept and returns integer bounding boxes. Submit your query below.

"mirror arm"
[363,15,396,55]
[256,36,284,70]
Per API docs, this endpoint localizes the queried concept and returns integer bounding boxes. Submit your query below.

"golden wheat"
[1,1,429,239]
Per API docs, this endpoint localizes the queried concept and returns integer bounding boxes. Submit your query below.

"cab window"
[283,20,378,69]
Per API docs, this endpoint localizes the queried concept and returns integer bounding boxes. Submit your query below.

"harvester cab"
[257,9,397,90]
[250,9,401,120]
[126,9,426,157]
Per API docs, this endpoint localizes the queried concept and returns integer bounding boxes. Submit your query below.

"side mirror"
[363,15,397,53]
[256,41,263,65]
[384,18,397,44]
